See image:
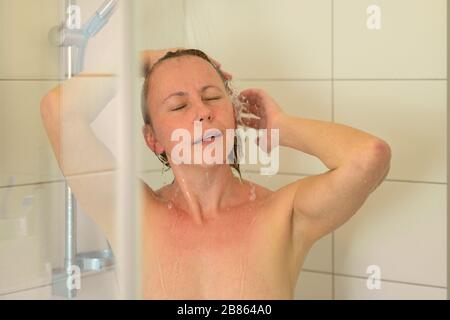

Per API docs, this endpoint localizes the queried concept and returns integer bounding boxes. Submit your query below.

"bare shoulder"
[139,179,162,216]
[241,178,294,221]
[254,178,298,212]
[242,178,273,198]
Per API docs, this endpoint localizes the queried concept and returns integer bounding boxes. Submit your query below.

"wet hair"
[141,48,242,180]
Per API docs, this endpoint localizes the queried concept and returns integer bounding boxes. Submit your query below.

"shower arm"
[49,0,118,74]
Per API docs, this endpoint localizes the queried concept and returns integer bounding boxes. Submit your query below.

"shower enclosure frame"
[50,0,140,299]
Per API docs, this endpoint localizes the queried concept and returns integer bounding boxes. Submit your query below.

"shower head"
[84,0,118,38]
[48,0,118,75]
[97,0,118,20]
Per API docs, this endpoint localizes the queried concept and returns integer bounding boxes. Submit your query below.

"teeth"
[194,129,222,144]
[203,130,222,140]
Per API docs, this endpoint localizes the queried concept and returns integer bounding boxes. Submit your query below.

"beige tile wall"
[0,269,118,299]
[334,0,446,79]
[295,271,333,300]
[334,80,446,183]
[0,0,135,298]
[175,0,447,300]
[0,0,65,291]
[334,275,447,300]
[332,0,447,299]
[0,0,446,299]
[0,0,60,79]
[185,0,332,79]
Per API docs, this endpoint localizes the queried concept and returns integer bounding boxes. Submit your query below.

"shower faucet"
[49,0,118,75]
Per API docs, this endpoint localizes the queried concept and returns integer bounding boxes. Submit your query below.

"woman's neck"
[169,164,244,224]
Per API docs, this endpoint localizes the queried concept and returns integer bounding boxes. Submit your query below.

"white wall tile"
[334,0,447,79]
[334,80,446,183]
[0,285,52,300]
[334,181,446,288]
[295,271,332,300]
[0,270,118,299]
[0,0,61,79]
[185,0,332,79]
[0,81,64,186]
[0,179,112,295]
[134,0,185,51]
[334,275,447,300]
[0,182,63,294]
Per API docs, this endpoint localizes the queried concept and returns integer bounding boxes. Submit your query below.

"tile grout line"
[0,78,446,82]
[301,269,447,290]
[140,169,447,185]
[0,267,116,298]
[0,79,67,82]
[243,170,447,185]
[2,171,445,190]
[233,78,446,81]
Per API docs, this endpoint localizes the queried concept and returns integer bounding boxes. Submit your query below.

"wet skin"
[140,178,313,299]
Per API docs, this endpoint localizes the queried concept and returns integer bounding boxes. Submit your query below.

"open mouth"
[193,130,223,145]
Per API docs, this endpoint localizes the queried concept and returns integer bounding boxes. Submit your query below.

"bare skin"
[141,179,303,299]
[40,48,391,299]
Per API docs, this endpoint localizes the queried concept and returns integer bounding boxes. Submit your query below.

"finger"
[246,103,261,117]
[222,71,233,80]
[239,88,262,105]
[239,117,260,129]
[210,57,221,68]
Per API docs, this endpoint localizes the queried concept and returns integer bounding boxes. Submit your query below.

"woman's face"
[145,55,236,166]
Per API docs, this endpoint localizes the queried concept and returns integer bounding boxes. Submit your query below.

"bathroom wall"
[0,0,446,300]
[139,0,447,299]
[0,0,127,299]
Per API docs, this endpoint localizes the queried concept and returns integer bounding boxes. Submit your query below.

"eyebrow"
[162,85,221,103]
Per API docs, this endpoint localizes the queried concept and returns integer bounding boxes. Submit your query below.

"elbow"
[347,139,391,193]
[351,138,391,170]
[360,139,392,182]
[368,139,392,168]
[40,91,58,120]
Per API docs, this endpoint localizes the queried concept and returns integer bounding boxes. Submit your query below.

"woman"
[40,48,391,299]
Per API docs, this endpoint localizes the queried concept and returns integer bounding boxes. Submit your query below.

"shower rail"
[49,0,118,299]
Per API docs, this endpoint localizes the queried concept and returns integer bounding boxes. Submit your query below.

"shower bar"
[50,0,118,299]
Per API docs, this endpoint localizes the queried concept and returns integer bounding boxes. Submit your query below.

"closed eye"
[172,104,186,111]
[171,97,221,111]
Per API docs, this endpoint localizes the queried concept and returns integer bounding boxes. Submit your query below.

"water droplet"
[229,82,249,125]
[249,183,256,201]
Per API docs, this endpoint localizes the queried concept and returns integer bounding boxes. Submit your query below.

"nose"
[194,100,213,122]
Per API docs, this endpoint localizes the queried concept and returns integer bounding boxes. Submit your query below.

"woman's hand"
[140,48,233,80]
[140,47,183,75]
[238,88,286,152]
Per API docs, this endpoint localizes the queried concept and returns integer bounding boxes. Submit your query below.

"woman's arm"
[40,72,119,174]
[275,113,389,170]
[238,88,391,243]
[40,72,122,250]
